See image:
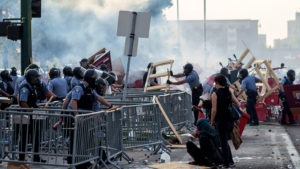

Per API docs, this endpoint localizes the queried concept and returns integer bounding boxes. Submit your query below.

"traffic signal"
[0,21,11,36]
[7,24,23,41]
[32,0,41,18]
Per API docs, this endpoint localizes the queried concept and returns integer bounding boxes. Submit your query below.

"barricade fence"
[0,90,193,168]
[0,108,104,169]
[158,92,193,129]
[120,104,162,150]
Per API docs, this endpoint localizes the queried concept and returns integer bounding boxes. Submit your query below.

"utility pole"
[20,0,32,75]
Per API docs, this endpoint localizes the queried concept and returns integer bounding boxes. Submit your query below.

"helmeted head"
[63,66,73,76]
[84,69,98,89]
[220,67,229,77]
[99,64,108,72]
[0,70,13,82]
[183,63,193,76]
[101,71,116,85]
[287,69,295,82]
[25,69,41,86]
[238,69,248,80]
[49,67,61,79]
[73,67,85,80]
[10,67,17,76]
[95,78,107,96]
[27,64,39,70]
[80,58,89,69]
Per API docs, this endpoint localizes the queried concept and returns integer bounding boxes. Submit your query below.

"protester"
[210,74,239,168]
[143,62,158,87]
[167,63,203,125]
[187,119,224,167]
[236,69,259,126]
[79,58,95,69]
[279,69,296,125]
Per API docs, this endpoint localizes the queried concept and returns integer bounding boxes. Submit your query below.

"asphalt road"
[0,123,299,169]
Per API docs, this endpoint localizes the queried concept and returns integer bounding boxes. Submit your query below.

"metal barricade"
[158,92,193,129]
[120,104,165,151]
[0,108,104,169]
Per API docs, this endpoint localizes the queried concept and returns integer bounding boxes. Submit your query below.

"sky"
[163,0,300,47]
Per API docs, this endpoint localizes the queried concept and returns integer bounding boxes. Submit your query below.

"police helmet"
[99,64,108,72]
[63,66,73,76]
[0,70,13,82]
[49,67,61,79]
[238,69,248,80]
[220,67,229,76]
[101,71,116,85]
[25,69,41,85]
[10,67,17,76]
[287,69,295,82]
[183,63,193,76]
[27,64,39,70]
[84,69,98,89]
[73,67,85,79]
[95,78,107,96]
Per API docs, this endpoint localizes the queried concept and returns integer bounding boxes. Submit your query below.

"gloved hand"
[166,80,173,84]
[169,70,174,76]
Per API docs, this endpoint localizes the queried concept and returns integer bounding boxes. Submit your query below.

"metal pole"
[203,0,206,57]
[123,12,137,100]
[21,0,32,75]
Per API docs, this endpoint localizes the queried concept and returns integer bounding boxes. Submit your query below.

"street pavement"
[0,123,299,169]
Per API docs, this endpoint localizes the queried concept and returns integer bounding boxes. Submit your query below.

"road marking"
[281,133,300,168]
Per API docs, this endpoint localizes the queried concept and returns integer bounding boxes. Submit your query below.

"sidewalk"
[0,123,299,169]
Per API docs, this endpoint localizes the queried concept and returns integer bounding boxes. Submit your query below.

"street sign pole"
[21,0,32,75]
[123,12,137,100]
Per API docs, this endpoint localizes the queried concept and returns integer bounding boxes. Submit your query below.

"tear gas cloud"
[1,0,242,80]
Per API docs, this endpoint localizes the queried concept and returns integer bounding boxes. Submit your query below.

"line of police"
[0,59,120,169]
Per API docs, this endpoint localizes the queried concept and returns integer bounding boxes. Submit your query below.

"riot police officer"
[18,69,46,162]
[70,67,85,89]
[237,69,259,126]
[167,63,203,125]
[279,69,296,125]
[47,67,68,101]
[0,70,14,109]
[67,69,100,168]
[63,66,73,92]
[10,67,18,90]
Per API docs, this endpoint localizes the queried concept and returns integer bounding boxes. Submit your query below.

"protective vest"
[18,83,38,108]
[77,84,95,110]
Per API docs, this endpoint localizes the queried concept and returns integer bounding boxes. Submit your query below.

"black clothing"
[77,84,95,110]
[280,76,295,124]
[192,84,203,125]
[214,87,234,166]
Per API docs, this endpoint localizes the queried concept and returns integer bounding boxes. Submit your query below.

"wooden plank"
[235,48,249,68]
[154,96,183,144]
[146,85,169,91]
[263,60,280,85]
[245,57,256,69]
[152,60,174,67]
[254,67,271,91]
[144,65,153,92]
[0,97,13,104]
[148,162,210,169]
[149,72,170,78]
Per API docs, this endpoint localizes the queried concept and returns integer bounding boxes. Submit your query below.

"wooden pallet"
[144,60,174,92]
